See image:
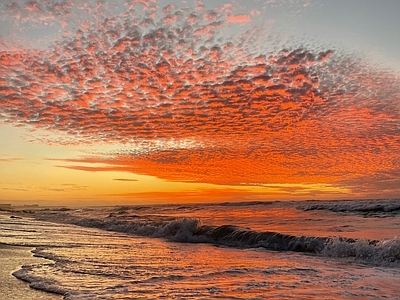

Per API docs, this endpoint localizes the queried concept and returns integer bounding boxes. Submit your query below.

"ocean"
[1,199,399,299]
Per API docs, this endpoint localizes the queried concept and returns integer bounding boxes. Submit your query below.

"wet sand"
[0,243,63,300]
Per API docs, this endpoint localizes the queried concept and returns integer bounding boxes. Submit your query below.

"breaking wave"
[299,199,400,217]
[13,266,67,297]
[34,212,400,267]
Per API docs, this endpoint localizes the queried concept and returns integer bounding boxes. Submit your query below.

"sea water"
[0,199,399,299]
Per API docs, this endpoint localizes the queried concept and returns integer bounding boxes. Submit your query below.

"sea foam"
[300,199,400,216]
[33,211,400,267]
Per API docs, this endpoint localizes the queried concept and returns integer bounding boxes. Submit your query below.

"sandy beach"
[0,243,63,300]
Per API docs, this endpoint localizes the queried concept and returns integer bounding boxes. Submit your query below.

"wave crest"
[34,212,400,267]
[300,199,400,217]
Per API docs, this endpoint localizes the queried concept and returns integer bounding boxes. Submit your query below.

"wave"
[299,199,400,217]
[194,225,400,267]
[33,212,400,267]
[12,265,68,297]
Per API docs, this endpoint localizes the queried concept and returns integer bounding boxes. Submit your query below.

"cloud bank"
[1,0,400,197]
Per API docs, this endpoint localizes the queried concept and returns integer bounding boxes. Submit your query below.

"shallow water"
[1,199,399,299]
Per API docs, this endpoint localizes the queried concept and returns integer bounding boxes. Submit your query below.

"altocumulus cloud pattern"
[1,0,400,197]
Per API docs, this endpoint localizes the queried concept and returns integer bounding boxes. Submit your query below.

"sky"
[0,0,400,205]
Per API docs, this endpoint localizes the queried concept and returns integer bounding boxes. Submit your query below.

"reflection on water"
[1,200,400,299]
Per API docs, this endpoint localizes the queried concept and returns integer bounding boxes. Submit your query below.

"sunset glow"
[1,0,400,204]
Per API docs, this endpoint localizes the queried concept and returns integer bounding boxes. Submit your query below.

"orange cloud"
[226,14,251,23]
[1,1,400,199]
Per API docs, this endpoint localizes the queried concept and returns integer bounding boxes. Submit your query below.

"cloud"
[0,3,347,146]
[113,178,139,182]
[338,171,400,199]
[0,157,23,162]
[41,183,88,192]
[226,14,251,23]
[2,187,28,192]
[1,0,73,33]
[0,0,400,197]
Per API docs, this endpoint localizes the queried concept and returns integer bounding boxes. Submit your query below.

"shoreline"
[0,242,63,300]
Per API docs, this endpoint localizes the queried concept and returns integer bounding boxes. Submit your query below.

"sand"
[0,243,63,300]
